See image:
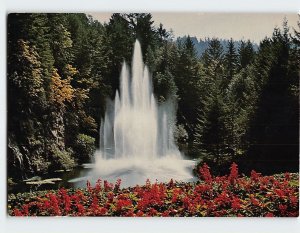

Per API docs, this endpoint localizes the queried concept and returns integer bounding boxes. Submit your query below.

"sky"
[89,13,299,43]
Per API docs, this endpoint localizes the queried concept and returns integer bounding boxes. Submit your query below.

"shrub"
[50,146,76,170]
[74,134,96,163]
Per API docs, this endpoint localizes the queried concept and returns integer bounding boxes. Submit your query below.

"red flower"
[99,207,108,215]
[290,195,298,207]
[198,163,212,183]
[215,191,231,206]
[86,180,92,193]
[250,196,260,207]
[116,199,132,211]
[90,196,100,215]
[162,210,170,217]
[125,209,134,217]
[279,204,287,214]
[250,170,261,182]
[274,189,285,199]
[114,178,122,191]
[168,179,174,188]
[231,197,242,210]
[7,165,299,217]
[107,192,114,202]
[58,189,71,214]
[22,204,29,216]
[76,203,85,216]
[228,162,239,183]
[136,210,144,217]
[13,208,23,216]
[284,172,290,181]
[104,180,114,192]
[194,184,211,194]
[49,194,61,215]
[95,179,102,193]
[42,199,51,210]
[265,212,274,217]
[148,207,158,216]
[182,196,191,208]
[171,188,181,203]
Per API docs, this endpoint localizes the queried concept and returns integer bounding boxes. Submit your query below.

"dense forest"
[176,36,259,58]
[7,13,299,181]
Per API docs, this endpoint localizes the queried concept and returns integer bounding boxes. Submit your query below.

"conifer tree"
[238,40,255,69]
[224,38,239,87]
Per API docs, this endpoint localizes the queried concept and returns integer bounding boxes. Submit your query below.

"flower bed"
[8,163,299,217]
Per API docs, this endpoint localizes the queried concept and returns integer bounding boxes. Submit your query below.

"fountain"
[70,40,195,187]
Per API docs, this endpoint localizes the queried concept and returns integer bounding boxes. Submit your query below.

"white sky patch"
[88,12,299,43]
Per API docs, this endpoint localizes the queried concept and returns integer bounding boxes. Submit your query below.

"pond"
[7,166,91,194]
[8,158,197,194]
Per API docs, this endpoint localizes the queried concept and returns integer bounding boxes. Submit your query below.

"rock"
[23,176,42,182]
[25,178,62,185]
[7,178,17,186]
[54,169,65,173]
[54,169,72,173]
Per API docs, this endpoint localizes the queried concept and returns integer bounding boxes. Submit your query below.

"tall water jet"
[71,40,194,187]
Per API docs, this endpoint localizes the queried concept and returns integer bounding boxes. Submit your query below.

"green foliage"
[9,39,45,104]
[174,124,189,145]
[7,178,17,186]
[201,38,224,78]
[174,36,202,139]
[7,13,299,178]
[224,38,239,86]
[50,146,76,170]
[238,40,255,70]
[245,21,299,174]
[194,94,231,174]
[74,134,96,163]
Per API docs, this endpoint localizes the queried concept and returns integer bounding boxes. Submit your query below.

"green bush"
[7,177,16,186]
[50,146,76,170]
[31,154,51,173]
[74,134,96,163]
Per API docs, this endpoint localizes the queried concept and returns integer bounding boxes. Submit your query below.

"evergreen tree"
[247,21,298,174]
[152,42,178,101]
[238,40,255,69]
[7,13,299,179]
[194,93,229,174]
[201,38,224,79]
[174,36,202,140]
[105,13,134,92]
[157,23,171,43]
[224,38,239,87]
[224,65,258,160]
[125,13,158,57]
